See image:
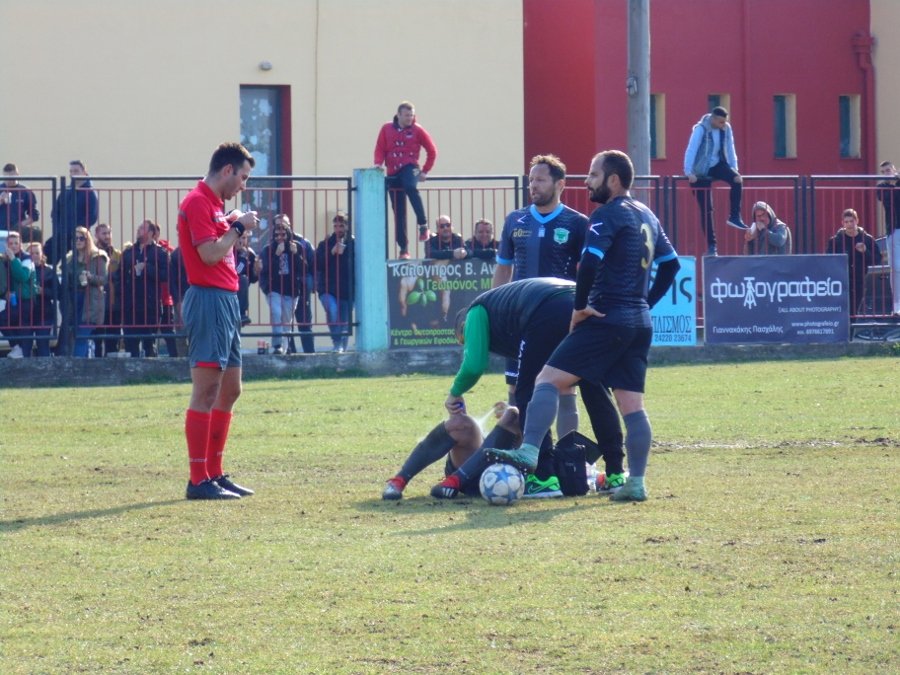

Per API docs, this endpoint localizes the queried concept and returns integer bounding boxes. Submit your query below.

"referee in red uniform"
[178,142,260,500]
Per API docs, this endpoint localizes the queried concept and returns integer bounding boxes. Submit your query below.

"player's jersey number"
[640,222,654,270]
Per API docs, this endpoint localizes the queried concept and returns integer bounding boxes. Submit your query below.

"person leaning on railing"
[27,241,58,357]
[743,201,791,255]
[0,231,38,358]
[64,226,108,358]
[826,208,881,314]
[0,162,41,244]
[316,210,354,353]
[465,218,498,261]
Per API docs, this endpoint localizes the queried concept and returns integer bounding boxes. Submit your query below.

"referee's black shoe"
[213,474,255,497]
[186,479,241,500]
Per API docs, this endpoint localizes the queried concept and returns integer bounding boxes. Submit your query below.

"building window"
[240,85,290,176]
[708,93,731,112]
[774,94,797,159]
[650,94,665,159]
[839,95,861,158]
[240,85,292,244]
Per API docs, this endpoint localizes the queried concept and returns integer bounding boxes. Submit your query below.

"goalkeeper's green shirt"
[449,304,490,396]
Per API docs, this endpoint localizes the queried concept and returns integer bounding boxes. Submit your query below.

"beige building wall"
[0,0,524,177]
[872,0,900,167]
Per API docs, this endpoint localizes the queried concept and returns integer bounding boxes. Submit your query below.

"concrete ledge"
[0,342,895,389]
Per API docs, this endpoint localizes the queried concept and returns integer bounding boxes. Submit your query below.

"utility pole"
[627,0,651,176]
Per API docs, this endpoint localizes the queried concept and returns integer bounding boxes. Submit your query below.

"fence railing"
[1,172,896,357]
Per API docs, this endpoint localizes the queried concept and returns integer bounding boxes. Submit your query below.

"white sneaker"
[7,345,24,359]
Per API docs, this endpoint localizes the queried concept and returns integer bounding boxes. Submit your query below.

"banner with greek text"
[704,255,850,344]
[650,256,697,346]
[387,259,496,349]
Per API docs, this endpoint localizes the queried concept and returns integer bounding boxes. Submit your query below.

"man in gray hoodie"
[684,106,747,256]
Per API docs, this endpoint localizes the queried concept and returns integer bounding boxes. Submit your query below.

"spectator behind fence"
[157,229,178,357]
[94,223,122,356]
[0,231,35,358]
[826,208,881,314]
[48,160,99,265]
[115,219,168,358]
[684,106,747,257]
[291,223,316,354]
[316,210,354,353]
[27,242,58,357]
[425,215,466,260]
[64,226,107,358]
[876,160,900,315]
[168,245,189,358]
[169,246,190,307]
[257,214,309,355]
[233,230,258,327]
[1,163,41,243]
[743,201,791,255]
[466,218,498,261]
[373,100,437,259]
[0,242,10,357]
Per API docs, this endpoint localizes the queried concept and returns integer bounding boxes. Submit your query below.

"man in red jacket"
[373,101,437,259]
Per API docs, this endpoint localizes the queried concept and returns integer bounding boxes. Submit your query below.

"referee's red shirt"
[177,180,239,291]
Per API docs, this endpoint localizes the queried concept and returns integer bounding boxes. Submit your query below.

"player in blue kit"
[491,155,603,495]
[489,150,681,503]
[493,154,587,286]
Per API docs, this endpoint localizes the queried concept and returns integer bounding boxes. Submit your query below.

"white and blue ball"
[479,463,525,506]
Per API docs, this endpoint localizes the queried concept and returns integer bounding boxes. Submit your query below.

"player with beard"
[493,154,587,286]
[489,150,680,503]
[491,154,593,495]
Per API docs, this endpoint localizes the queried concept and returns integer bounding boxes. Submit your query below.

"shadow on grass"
[353,495,601,535]
[0,499,184,533]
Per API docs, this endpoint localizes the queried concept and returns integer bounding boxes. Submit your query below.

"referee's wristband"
[230,220,245,236]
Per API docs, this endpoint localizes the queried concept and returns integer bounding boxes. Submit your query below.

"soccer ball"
[479,463,525,506]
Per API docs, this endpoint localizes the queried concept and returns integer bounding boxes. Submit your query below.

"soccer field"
[2,357,898,674]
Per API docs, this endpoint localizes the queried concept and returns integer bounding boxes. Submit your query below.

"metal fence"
[386,175,522,259]
[2,172,897,357]
[2,175,353,356]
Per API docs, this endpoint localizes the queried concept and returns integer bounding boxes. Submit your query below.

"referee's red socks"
[185,409,212,485]
[207,409,233,479]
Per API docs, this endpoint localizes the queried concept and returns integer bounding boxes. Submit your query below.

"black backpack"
[553,431,599,496]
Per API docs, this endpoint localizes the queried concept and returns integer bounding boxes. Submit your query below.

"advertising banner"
[704,255,850,344]
[387,258,496,349]
[651,256,697,346]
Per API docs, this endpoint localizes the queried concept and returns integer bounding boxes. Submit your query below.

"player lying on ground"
[382,404,521,500]
[428,277,629,499]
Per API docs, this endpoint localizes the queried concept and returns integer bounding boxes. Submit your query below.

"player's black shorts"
[547,318,652,393]
[515,293,572,405]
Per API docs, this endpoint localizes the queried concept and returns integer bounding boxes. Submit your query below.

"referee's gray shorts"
[182,286,242,370]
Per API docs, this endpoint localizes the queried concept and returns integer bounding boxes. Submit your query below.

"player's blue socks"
[622,409,652,478]
[522,382,560,448]
[556,393,579,440]
[398,422,455,482]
